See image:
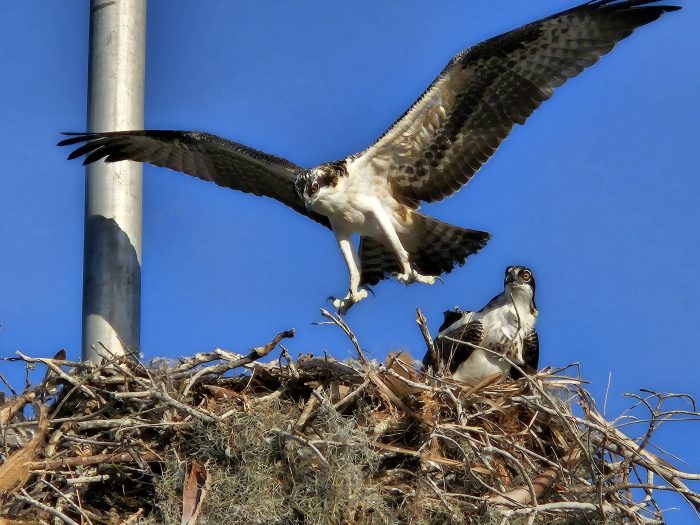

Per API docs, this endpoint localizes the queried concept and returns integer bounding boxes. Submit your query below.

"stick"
[15,489,80,525]
[181,329,295,395]
[415,308,438,370]
[15,351,96,399]
[30,450,161,470]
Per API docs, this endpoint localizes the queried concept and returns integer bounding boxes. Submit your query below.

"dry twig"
[0,316,697,525]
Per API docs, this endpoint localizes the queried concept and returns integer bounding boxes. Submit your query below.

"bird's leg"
[371,205,435,286]
[329,228,368,314]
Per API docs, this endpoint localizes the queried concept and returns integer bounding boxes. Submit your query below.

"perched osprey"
[426,266,539,385]
[60,1,679,313]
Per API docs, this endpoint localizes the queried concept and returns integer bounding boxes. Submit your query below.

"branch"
[180,329,295,392]
[415,308,438,371]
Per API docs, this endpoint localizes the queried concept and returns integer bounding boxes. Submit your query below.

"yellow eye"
[521,270,532,282]
[310,181,319,194]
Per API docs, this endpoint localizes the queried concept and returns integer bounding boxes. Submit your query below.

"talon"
[397,272,412,285]
[330,288,370,315]
[331,296,346,310]
[413,272,437,285]
[354,289,369,302]
[363,286,375,298]
[337,299,353,316]
[435,275,444,285]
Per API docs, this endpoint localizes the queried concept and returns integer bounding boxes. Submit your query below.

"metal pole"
[82,0,146,363]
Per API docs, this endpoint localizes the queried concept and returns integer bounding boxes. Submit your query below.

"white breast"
[448,289,536,385]
[309,160,403,237]
[452,347,511,384]
[478,304,524,354]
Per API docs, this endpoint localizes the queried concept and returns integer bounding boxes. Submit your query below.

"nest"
[1,309,699,525]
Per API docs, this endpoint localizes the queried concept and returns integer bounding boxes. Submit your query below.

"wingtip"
[57,133,91,147]
[587,0,682,10]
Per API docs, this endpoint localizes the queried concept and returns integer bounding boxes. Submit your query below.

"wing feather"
[510,329,540,379]
[59,130,330,227]
[431,318,484,376]
[354,0,679,205]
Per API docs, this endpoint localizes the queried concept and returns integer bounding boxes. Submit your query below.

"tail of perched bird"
[359,214,490,286]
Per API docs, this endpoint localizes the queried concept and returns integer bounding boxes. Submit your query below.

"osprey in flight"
[426,266,539,385]
[60,1,679,313]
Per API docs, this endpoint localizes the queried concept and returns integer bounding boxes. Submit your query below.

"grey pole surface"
[83,0,146,363]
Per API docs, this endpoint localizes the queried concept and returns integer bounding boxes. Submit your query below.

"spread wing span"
[58,130,330,227]
[356,0,680,206]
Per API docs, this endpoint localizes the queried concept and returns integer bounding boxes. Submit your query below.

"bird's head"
[294,162,345,207]
[504,265,536,295]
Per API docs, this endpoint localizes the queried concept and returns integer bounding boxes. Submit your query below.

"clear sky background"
[1,1,698,521]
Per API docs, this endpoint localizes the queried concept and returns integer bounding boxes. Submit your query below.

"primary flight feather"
[60,0,679,313]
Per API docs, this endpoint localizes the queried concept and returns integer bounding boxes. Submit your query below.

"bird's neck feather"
[506,284,536,317]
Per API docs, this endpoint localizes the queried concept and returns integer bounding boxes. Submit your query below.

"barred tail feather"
[359,237,400,286]
[410,213,490,277]
[359,214,490,286]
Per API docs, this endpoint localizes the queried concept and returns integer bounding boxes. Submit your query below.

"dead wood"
[0,318,698,525]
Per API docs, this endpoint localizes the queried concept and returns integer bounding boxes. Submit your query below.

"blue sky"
[1,1,698,520]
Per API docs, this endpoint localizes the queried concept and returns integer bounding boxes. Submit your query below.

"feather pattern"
[358,214,489,286]
[356,0,680,206]
[358,236,400,287]
[57,2,678,311]
[428,266,539,384]
[428,314,483,375]
[58,131,330,227]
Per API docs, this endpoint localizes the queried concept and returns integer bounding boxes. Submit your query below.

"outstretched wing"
[58,130,330,227]
[354,0,679,206]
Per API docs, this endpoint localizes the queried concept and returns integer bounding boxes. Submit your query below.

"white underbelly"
[310,166,405,239]
[452,349,510,385]
[476,307,530,364]
[313,191,376,233]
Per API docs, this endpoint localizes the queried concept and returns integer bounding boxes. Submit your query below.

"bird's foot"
[329,289,369,315]
[397,270,437,286]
